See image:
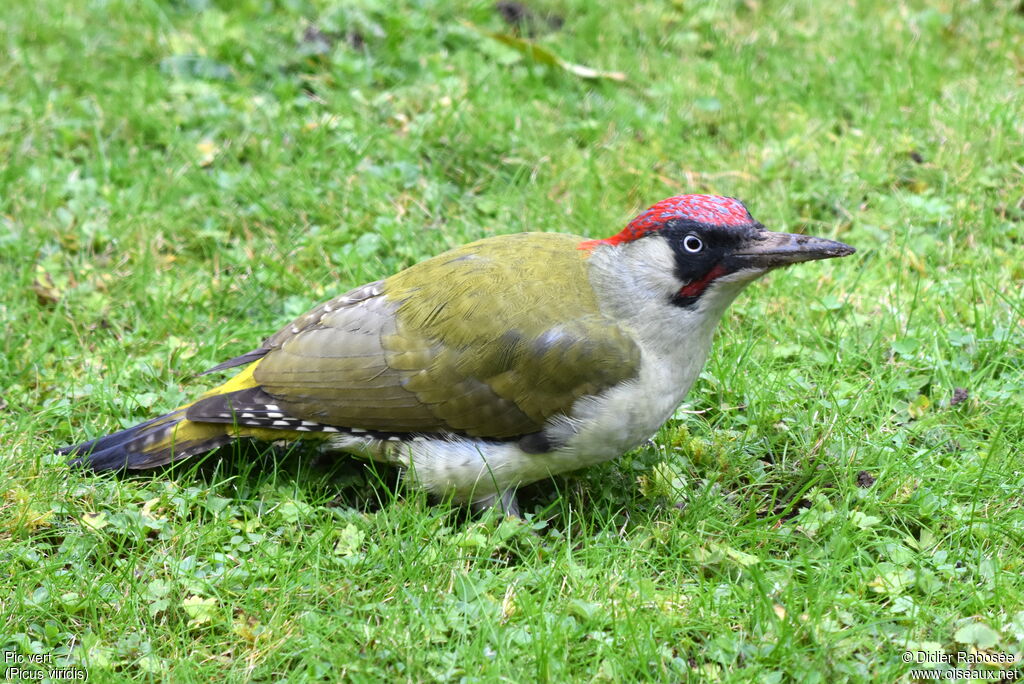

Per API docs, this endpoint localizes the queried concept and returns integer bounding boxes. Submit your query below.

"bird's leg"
[472,489,522,518]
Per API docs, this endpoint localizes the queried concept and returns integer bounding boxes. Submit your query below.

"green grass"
[2,0,1023,680]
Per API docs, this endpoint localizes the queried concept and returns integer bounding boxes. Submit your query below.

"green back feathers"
[223,232,643,438]
[379,233,641,435]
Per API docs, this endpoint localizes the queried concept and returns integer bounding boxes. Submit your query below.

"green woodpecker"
[62,195,854,514]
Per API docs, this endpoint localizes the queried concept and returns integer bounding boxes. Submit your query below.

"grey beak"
[732,230,856,269]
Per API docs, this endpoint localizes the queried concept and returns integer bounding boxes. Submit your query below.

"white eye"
[683,234,703,253]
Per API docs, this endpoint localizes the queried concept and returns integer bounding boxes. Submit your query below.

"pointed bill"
[731,231,855,269]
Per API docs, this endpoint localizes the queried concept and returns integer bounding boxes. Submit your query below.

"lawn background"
[1,0,1023,681]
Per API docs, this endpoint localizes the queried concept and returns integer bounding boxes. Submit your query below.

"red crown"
[581,195,754,249]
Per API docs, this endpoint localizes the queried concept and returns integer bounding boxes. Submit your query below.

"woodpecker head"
[581,194,855,313]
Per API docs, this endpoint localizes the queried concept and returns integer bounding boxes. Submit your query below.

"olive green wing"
[235,233,642,437]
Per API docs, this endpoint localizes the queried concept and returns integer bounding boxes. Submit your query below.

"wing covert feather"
[247,233,641,437]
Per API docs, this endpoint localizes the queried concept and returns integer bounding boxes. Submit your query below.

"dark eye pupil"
[685,236,702,252]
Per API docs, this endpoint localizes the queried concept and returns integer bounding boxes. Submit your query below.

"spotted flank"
[188,388,531,447]
[185,386,418,442]
[190,387,328,431]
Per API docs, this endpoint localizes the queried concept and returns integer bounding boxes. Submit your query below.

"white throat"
[543,238,763,463]
[586,237,758,361]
